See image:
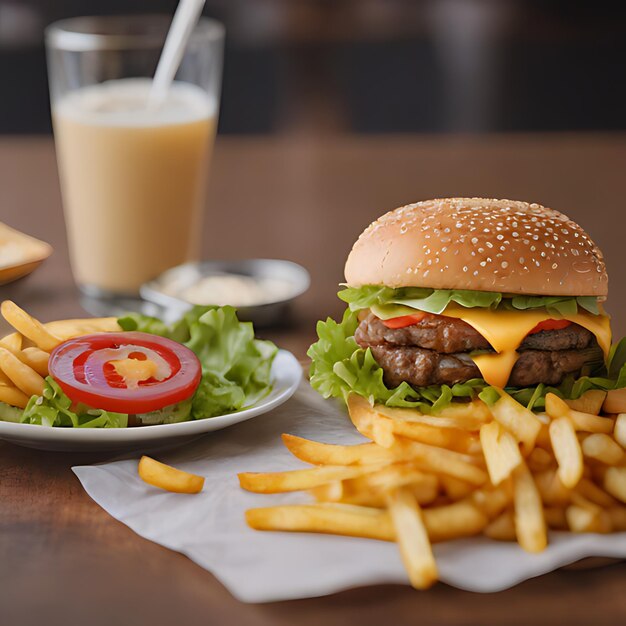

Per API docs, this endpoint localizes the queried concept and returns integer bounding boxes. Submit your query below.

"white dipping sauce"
[165,274,295,307]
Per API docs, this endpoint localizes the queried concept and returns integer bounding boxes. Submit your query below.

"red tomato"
[48,332,202,414]
[381,312,430,329]
[527,319,572,335]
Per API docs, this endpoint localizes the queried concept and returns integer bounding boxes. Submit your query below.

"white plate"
[0,350,302,452]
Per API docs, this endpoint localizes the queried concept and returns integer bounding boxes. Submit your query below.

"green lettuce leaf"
[308,308,626,414]
[21,377,128,428]
[338,285,600,316]
[121,306,278,418]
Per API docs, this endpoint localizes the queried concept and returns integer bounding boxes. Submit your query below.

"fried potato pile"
[239,390,626,590]
[0,300,119,408]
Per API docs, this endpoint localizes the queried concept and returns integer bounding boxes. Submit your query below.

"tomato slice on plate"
[48,332,202,414]
[527,319,572,335]
[382,312,430,329]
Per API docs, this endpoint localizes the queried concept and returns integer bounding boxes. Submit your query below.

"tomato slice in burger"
[527,319,572,335]
[48,332,202,414]
[382,312,430,329]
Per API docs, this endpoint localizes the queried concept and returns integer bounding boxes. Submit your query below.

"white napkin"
[73,384,626,603]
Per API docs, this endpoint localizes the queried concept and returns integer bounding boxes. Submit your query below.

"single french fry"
[480,420,523,486]
[281,434,396,466]
[386,487,438,590]
[575,478,618,508]
[346,394,375,438]
[0,332,22,352]
[545,392,572,420]
[565,390,607,415]
[604,467,626,504]
[138,456,204,494]
[490,389,542,453]
[581,433,624,465]
[0,347,44,396]
[44,317,121,340]
[603,388,626,415]
[238,464,383,494]
[245,504,395,541]
[614,414,626,449]
[513,462,547,553]
[568,410,615,434]
[549,416,583,488]
[484,510,516,541]
[1,301,61,352]
[389,438,488,486]
[19,347,49,377]
[0,383,29,408]
[423,500,487,542]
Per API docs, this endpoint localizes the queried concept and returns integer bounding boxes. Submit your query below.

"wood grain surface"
[1,135,625,626]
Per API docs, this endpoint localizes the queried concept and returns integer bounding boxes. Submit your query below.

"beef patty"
[355,313,602,388]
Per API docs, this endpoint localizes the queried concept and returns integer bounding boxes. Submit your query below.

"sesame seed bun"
[344,198,608,297]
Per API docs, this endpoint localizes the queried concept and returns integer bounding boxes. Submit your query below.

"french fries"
[238,464,384,493]
[138,456,205,494]
[246,504,395,540]
[0,347,45,396]
[582,434,624,465]
[1,300,61,352]
[386,487,438,589]
[0,301,121,411]
[549,416,583,488]
[513,462,547,553]
[604,467,626,504]
[0,383,30,409]
[489,389,542,453]
[480,420,522,485]
[614,414,626,449]
[242,386,626,590]
[565,390,607,415]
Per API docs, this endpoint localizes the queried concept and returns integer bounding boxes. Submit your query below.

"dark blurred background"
[0,0,624,135]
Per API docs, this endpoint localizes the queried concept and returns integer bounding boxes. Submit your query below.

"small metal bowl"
[140,259,310,327]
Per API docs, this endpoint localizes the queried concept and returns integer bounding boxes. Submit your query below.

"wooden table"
[1,135,625,626]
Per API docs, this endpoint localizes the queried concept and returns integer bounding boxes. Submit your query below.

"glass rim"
[45,14,224,51]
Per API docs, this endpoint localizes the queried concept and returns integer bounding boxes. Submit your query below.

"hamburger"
[308,198,626,413]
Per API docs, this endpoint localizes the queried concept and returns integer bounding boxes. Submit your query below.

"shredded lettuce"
[338,285,600,316]
[21,377,128,428]
[308,309,626,414]
[2,306,277,428]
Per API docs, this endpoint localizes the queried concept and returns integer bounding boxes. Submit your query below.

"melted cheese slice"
[370,303,612,388]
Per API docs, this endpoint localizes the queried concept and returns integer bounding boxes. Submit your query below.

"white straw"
[148,0,206,108]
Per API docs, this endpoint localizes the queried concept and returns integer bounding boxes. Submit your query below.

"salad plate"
[0,349,301,452]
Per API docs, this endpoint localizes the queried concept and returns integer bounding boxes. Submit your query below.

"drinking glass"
[45,15,224,295]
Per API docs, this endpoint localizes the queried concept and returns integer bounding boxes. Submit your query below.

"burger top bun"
[344,198,608,297]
